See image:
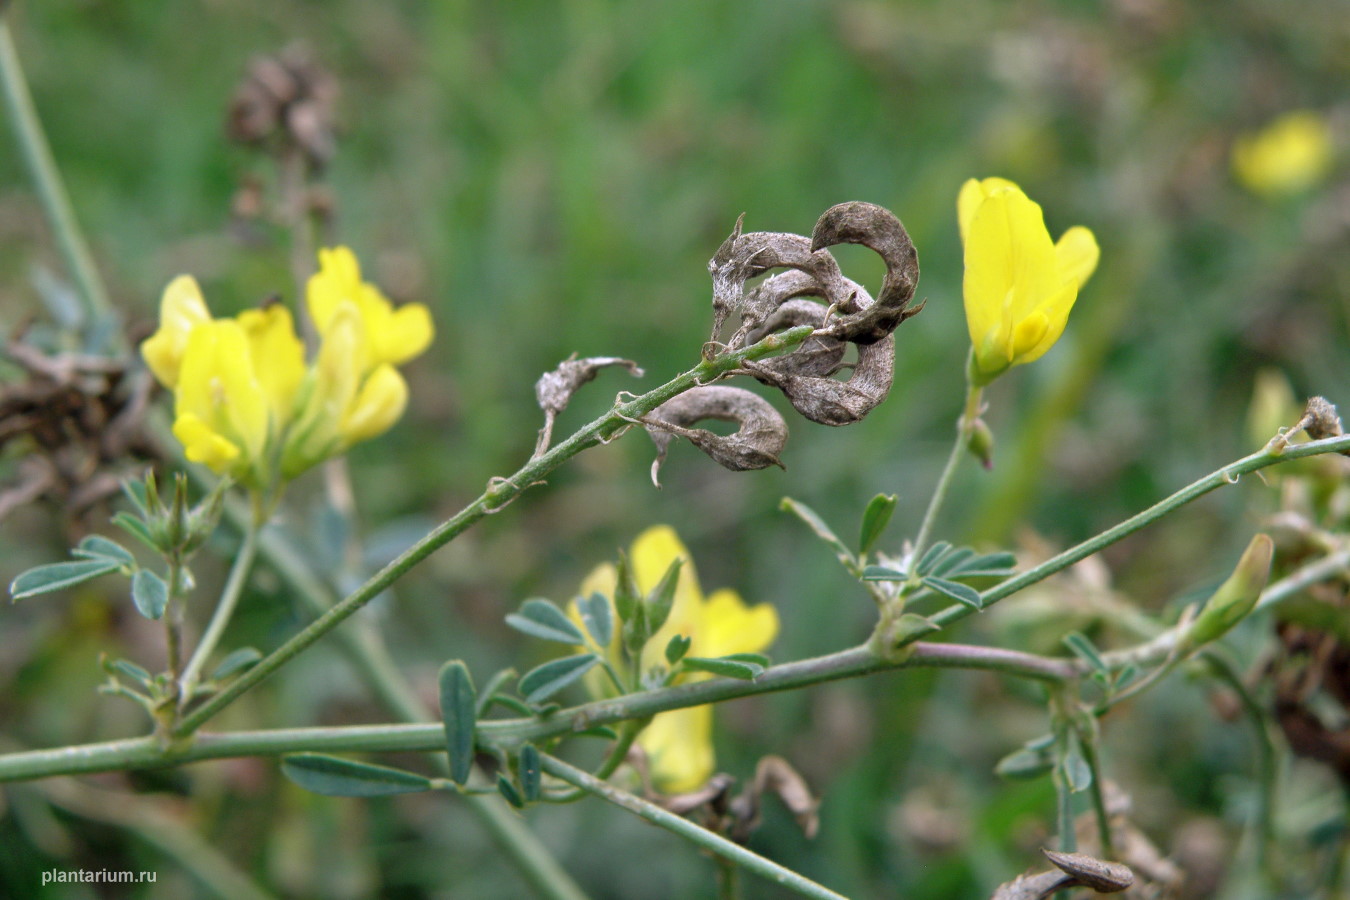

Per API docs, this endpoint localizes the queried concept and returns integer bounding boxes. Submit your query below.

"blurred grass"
[1,0,1349,897]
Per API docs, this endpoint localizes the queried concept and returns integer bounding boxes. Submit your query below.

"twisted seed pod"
[644,385,788,486]
[810,201,921,345]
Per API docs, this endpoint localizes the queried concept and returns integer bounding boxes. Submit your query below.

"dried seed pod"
[810,201,921,345]
[726,755,820,842]
[644,386,788,486]
[990,850,1134,899]
[742,274,853,378]
[533,355,643,457]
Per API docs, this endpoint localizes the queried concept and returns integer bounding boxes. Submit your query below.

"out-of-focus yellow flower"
[958,177,1099,383]
[571,526,778,793]
[306,246,434,371]
[141,247,431,490]
[1232,111,1334,198]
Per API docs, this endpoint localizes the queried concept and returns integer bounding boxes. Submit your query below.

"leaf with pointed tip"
[780,497,856,569]
[682,656,764,680]
[861,565,906,582]
[518,654,600,704]
[644,558,682,635]
[920,575,982,609]
[915,541,951,576]
[1063,631,1108,676]
[210,648,263,682]
[505,598,586,645]
[518,744,541,802]
[1113,664,1142,693]
[131,569,169,620]
[281,753,433,797]
[120,478,151,516]
[11,559,123,600]
[945,551,1017,577]
[438,661,477,786]
[858,494,897,555]
[72,535,135,567]
[111,512,159,552]
[497,773,525,808]
[103,657,153,689]
[476,668,518,716]
[578,591,613,649]
[930,547,975,576]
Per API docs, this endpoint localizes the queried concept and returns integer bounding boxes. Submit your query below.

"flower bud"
[965,417,995,470]
[1184,534,1273,651]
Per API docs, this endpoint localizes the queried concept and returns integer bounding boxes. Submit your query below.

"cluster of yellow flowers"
[1232,110,1333,198]
[142,247,433,492]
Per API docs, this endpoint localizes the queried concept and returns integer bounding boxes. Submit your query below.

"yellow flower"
[142,246,431,489]
[1232,111,1334,198]
[571,526,778,793]
[306,246,434,371]
[959,177,1099,383]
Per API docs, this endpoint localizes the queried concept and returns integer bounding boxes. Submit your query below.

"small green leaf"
[131,569,170,620]
[575,725,619,741]
[914,541,952,576]
[482,695,534,717]
[1113,664,1142,693]
[858,494,897,555]
[861,565,906,582]
[994,745,1054,780]
[613,551,640,624]
[438,661,478,786]
[518,744,541,802]
[1062,631,1109,676]
[930,547,975,576]
[11,559,122,600]
[920,575,982,609]
[72,535,135,567]
[504,598,586,645]
[281,753,433,797]
[665,633,692,666]
[945,551,1017,577]
[682,656,764,680]
[780,497,856,569]
[120,477,151,516]
[111,512,159,552]
[497,773,525,808]
[210,647,263,681]
[1060,738,1093,793]
[476,668,518,716]
[644,558,682,635]
[102,656,153,689]
[578,591,614,649]
[518,654,600,704]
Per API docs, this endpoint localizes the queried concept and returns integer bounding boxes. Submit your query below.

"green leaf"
[497,773,525,808]
[920,575,982,609]
[613,551,640,624]
[210,647,263,681]
[131,569,170,620]
[102,656,153,689]
[781,497,856,569]
[518,744,541,802]
[682,656,764,680]
[578,591,613,649]
[10,559,122,600]
[1113,664,1142,693]
[281,753,433,797]
[945,551,1017,577]
[914,541,951,576]
[120,477,151,516]
[482,695,534,717]
[476,668,518,716]
[1062,631,1108,676]
[665,633,692,666]
[1060,737,1093,793]
[644,558,682,635]
[504,598,586,645]
[858,493,897,555]
[72,535,135,567]
[111,512,159,552]
[575,725,619,741]
[930,547,975,576]
[890,613,942,644]
[861,565,906,582]
[438,660,477,786]
[518,654,600,704]
[994,745,1054,780]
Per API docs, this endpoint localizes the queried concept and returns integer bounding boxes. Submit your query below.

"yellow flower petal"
[141,275,212,388]
[306,245,433,372]
[172,413,241,473]
[173,321,268,479]
[697,589,779,660]
[376,303,435,367]
[237,304,306,425]
[1054,226,1099,291]
[1232,110,1334,197]
[639,706,715,793]
[340,364,408,443]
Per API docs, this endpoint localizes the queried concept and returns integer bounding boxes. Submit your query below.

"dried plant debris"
[533,355,643,457]
[1271,615,1350,785]
[643,386,787,486]
[991,850,1134,900]
[227,44,339,167]
[0,335,157,527]
[658,755,819,845]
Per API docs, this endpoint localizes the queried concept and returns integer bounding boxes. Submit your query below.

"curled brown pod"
[643,385,788,486]
[810,201,921,345]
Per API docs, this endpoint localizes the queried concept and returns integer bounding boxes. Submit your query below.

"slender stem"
[1202,650,1277,869]
[716,856,742,900]
[172,327,813,737]
[0,15,115,326]
[1078,735,1114,857]
[924,434,1350,635]
[177,498,264,710]
[163,555,186,688]
[909,381,982,574]
[539,754,849,900]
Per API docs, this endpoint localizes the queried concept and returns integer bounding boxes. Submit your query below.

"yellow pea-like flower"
[171,320,270,483]
[306,246,434,371]
[141,275,213,389]
[1232,110,1333,198]
[569,526,779,793]
[959,177,1099,384]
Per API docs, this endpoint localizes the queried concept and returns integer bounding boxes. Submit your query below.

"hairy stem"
[539,754,848,900]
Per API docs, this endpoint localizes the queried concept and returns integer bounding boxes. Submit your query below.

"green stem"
[925,434,1350,635]
[0,15,115,326]
[178,498,264,711]
[1202,650,1277,870]
[1078,732,1114,857]
[171,326,813,738]
[539,754,848,900]
[909,380,982,575]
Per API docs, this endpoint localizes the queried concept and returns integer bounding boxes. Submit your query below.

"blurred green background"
[1,0,1348,897]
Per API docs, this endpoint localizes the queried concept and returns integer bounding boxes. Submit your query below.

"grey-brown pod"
[810,201,921,345]
[644,385,788,486]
